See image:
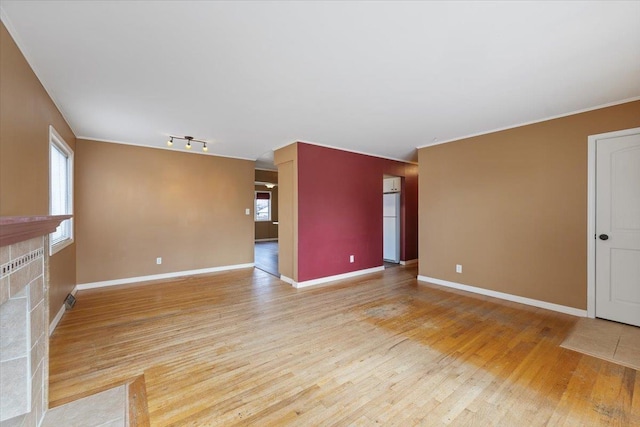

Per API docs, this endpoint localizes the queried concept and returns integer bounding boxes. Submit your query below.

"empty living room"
[1,1,639,426]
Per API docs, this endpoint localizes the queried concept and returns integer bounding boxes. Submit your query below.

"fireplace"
[0,216,70,426]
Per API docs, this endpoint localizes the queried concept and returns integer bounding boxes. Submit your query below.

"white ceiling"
[2,1,639,167]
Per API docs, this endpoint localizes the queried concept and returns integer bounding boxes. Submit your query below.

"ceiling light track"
[167,135,210,152]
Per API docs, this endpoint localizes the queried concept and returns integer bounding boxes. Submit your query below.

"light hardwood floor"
[49,267,639,426]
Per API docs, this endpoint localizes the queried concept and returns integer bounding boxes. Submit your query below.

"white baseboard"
[280,275,295,286]
[284,266,385,289]
[49,285,77,335]
[76,263,255,291]
[416,275,587,317]
[400,259,418,266]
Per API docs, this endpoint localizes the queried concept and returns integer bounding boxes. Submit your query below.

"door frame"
[383,191,401,263]
[586,127,640,319]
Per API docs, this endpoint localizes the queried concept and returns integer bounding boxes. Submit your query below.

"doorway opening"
[255,168,279,277]
[383,175,401,268]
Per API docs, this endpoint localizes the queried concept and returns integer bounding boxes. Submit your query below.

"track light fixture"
[166,135,212,153]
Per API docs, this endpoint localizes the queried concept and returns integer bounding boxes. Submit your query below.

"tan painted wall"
[274,143,298,280]
[418,101,640,310]
[0,23,77,321]
[75,139,255,283]
[254,169,279,240]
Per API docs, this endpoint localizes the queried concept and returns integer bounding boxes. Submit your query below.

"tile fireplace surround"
[0,216,70,427]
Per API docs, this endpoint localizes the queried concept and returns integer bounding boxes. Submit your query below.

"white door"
[595,129,640,327]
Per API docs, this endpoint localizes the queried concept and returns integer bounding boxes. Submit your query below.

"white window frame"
[49,125,74,255]
[255,191,272,222]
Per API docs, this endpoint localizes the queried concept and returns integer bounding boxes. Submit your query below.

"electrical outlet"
[350,255,354,263]
[157,257,162,265]
[245,208,250,215]
[456,264,462,273]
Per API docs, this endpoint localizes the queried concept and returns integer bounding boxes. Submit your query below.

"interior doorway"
[383,175,401,266]
[255,168,279,277]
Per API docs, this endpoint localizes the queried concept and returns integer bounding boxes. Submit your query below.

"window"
[49,126,73,255]
[255,191,271,221]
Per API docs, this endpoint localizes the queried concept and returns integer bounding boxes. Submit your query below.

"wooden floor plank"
[49,266,639,425]
[128,375,151,427]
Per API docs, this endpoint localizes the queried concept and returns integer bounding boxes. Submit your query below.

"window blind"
[256,192,271,200]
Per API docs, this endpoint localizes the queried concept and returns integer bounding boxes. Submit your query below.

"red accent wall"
[297,143,418,282]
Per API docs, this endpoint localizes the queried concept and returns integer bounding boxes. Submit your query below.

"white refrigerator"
[383,193,400,263]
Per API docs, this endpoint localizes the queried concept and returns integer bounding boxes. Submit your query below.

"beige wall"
[418,101,640,310]
[0,23,77,321]
[254,169,279,240]
[274,144,298,281]
[75,140,255,283]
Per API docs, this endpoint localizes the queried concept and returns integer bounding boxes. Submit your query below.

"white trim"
[296,141,417,164]
[399,259,418,266]
[280,275,296,286]
[255,238,278,242]
[49,125,74,256]
[587,134,597,319]
[49,286,77,335]
[285,266,385,289]
[271,140,417,165]
[268,140,298,153]
[417,97,640,149]
[417,276,587,317]
[49,305,64,335]
[76,263,254,290]
[77,137,256,162]
[586,127,640,320]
